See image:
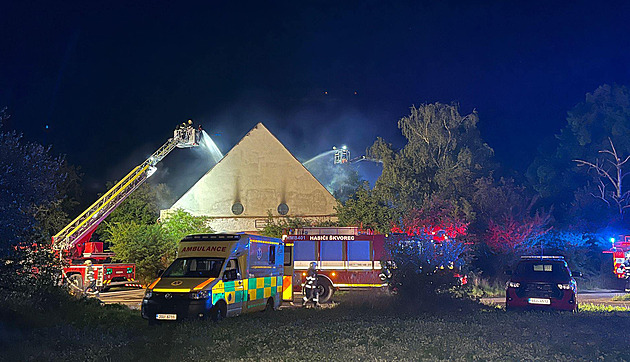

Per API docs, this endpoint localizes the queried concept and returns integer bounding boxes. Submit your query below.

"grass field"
[2,292,630,361]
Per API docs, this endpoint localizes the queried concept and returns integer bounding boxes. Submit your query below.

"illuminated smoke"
[302,150,360,201]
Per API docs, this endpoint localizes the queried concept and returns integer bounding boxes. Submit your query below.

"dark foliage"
[382,234,473,305]
[0,107,67,253]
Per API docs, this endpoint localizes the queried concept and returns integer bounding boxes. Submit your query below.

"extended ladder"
[52,125,199,252]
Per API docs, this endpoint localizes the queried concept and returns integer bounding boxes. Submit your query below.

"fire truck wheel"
[210,302,227,322]
[316,277,334,303]
[66,274,84,297]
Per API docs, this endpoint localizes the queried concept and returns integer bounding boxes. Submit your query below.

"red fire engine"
[282,227,386,303]
[605,235,630,288]
[52,122,201,295]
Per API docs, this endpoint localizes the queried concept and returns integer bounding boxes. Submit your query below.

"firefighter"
[623,253,630,292]
[84,260,98,297]
[302,261,319,307]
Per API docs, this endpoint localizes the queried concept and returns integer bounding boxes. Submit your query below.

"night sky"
[2,1,630,201]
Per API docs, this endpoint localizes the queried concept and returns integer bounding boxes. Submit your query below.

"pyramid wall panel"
[168,123,337,227]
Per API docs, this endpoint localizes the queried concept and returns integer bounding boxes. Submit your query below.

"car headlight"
[507,281,520,288]
[189,290,209,300]
[557,283,572,290]
[144,289,153,299]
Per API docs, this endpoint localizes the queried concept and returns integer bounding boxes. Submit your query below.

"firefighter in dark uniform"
[302,261,319,307]
[623,253,630,292]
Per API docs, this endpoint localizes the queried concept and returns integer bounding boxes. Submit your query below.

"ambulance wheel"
[263,297,275,312]
[316,277,334,304]
[210,302,226,322]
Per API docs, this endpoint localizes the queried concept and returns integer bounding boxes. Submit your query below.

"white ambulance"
[141,233,287,323]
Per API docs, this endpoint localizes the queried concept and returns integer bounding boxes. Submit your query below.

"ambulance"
[141,233,289,323]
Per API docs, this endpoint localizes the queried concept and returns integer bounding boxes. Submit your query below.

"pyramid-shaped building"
[164,123,338,232]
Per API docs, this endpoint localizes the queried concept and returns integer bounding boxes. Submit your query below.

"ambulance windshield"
[162,258,224,278]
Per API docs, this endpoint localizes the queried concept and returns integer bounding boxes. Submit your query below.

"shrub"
[382,235,472,306]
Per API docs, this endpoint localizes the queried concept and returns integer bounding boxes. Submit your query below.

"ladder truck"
[52,122,201,294]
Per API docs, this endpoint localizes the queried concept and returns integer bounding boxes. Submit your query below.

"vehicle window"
[294,240,316,261]
[321,240,343,261]
[223,259,240,281]
[348,240,371,261]
[269,245,276,264]
[515,262,570,282]
[162,258,224,278]
[284,245,293,266]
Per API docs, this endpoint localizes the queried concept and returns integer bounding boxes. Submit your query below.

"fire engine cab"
[606,235,630,290]
[282,227,386,303]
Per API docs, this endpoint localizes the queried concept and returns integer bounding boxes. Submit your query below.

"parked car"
[505,256,579,311]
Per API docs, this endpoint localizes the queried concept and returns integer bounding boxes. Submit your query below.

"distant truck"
[141,233,288,323]
[605,235,630,291]
[283,227,386,303]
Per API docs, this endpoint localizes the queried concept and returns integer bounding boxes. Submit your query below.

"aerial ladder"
[52,121,201,294]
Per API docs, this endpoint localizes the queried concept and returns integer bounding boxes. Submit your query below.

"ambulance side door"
[223,258,245,316]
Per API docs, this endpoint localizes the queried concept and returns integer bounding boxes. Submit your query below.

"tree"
[32,160,82,241]
[103,182,172,226]
[105,209,213,283]
[96,182,172,239]
[485,212,551,253]
[369,102,493,217]
[390,195,469,242]
[0,107,67,251]
[106,222,173,285]
[0,107,70,308]
[335,182,399,234]
[527,84,630,226]
[574,138,630,220]
[160,208,214,241]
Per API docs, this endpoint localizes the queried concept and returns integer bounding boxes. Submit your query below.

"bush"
[106,222,174,284]
[0,243,70,311]
[105,209,213,284]
[382,235,473,307]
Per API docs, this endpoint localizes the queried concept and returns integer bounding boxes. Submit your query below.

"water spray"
[302,150,336,166]
[200,130,224,164]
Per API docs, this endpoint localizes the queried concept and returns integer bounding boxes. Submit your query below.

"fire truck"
[605,235,630,290]
[52,122,201,295]
[282,227,386,303]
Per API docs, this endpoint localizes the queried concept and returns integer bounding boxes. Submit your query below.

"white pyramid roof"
[170,123,337,218]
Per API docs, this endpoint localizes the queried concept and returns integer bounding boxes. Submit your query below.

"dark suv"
[505,256,578,311]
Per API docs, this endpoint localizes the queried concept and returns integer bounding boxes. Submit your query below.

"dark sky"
[2,1,630,200]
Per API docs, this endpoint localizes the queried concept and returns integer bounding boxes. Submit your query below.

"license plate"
[156,314,177,320]
[528,298,551,305]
